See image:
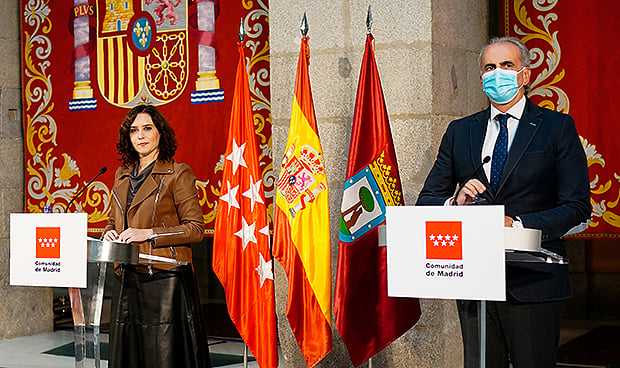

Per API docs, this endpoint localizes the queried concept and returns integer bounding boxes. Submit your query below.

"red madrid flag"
[212,42,278,368]
[335,34,421,366]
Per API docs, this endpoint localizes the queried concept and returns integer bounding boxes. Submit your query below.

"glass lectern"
[68,238,186,368]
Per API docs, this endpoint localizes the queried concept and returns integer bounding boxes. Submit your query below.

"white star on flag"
[243,176,264,211]
[255,252,274,288]
[234,217,257,250]
[226,139,247,175]
[452,234,459,241]
[220,181,240,214]
[259,224,270,237]
[429,234,435,241]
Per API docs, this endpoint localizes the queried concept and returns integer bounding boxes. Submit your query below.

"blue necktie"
[490,114,509,192]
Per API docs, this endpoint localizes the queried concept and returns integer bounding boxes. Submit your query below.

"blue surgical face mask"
[482,67,524,104]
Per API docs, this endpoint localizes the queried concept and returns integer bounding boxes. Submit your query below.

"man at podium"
[416,37,591,368]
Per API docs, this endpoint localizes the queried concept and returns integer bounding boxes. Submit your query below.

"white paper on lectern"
[504,227,541,251]
[386,205,506,301]
[10,213,87,288]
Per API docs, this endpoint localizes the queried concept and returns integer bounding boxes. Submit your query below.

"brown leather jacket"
[103,159,204,269]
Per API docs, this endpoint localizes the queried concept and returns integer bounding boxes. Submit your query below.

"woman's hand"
[103,230,119,241]
[118,228,154,243]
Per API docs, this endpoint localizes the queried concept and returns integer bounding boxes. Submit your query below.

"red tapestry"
[501,0,620,237]
[20,0,272,235]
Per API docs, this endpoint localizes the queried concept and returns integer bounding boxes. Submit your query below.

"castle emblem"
[339,151,402,242]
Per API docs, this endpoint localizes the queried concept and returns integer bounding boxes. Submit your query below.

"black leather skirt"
[109,265,212,368]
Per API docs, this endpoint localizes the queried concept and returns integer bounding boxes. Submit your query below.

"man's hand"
[454,179,487,205]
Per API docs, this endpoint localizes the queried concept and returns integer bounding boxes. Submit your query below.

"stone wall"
[0,0,54,341]
[271,0,488,366]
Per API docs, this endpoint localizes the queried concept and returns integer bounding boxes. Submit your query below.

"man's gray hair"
[479,37,532,94]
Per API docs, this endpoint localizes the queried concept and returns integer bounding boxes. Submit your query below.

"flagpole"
[239,16,250,368]
[365,13,373,368]
[364,10,374,368]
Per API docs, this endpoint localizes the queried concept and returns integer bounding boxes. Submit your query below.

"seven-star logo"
[426,221,462,260]
[36,227,60,259]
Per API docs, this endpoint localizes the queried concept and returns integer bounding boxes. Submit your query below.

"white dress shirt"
[481,95,527,182]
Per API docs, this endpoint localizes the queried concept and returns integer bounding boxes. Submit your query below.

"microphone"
[452,156,490,206]
[65,166,107,213]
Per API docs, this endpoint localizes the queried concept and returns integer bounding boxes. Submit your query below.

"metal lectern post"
[475,250,568,367]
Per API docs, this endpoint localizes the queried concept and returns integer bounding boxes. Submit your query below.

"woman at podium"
[103,105,211,368]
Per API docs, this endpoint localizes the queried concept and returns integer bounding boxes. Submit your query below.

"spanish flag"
[213,41,278,368]
[273,36,332,367]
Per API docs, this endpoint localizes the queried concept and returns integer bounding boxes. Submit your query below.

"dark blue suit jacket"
[416,98,591,302]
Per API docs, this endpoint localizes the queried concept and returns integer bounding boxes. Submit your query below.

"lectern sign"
[10,213,87,288]
[425,221,462,260]
[36,227,61,259]
[386,206,506,301]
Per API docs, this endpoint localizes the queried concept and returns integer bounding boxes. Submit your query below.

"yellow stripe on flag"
[276,95,332,326]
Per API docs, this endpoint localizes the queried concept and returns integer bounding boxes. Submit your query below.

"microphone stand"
[452,156,490,206]
[451,156,490,368]
[65,167,107,213]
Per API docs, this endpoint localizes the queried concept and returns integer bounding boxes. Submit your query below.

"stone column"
[0,0,53,341]
[72,0,94,100]
[191,0,225,104]
[195,0,220,90]
[270,0,487,366]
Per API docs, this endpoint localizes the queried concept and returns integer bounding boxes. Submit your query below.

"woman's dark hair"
[117,104,178,166]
